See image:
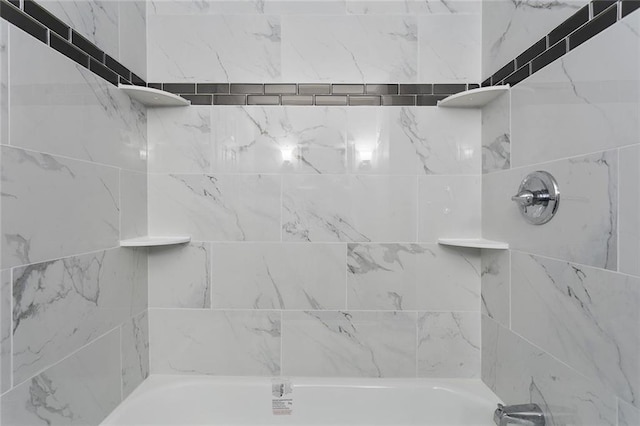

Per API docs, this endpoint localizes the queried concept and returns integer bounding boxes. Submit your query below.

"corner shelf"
[437,85,510,108]
[437,238,509,250]
[120,236,191,247]
[119,85,191,107]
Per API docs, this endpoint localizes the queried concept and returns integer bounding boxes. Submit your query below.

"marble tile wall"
[481,9,640,426]
[0,4,149,424]
[147,1,483,377]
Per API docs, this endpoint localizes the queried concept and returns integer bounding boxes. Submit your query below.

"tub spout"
[493,403,545,426]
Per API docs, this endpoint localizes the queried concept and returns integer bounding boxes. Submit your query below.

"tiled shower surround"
[0,0,637,425]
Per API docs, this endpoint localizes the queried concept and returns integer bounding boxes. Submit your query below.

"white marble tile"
[1,269,10,393]
[148,242,211,309]
[12,247,147,384]
[118,1,146,79]
[417,175,481,243]
[121,310,149,399]
[282,175,417,242]
[1,329,121,426]
[211,106,347,174]
[2,146,120,269]
[148,15,280,82]
[38,0,120,60]
[482,0,589,79]
[346,0,480,14]
[480,249,509,328]
[148,0,347,15]
[281,311,416,377]
[482,316,617,426]
[510,12,640,167]
[619,145,640,277]
[347,243,480,311]
[120,170,147,240]
[618,399,640,426]
[148,174,281,241]
[0,21,7,148]
[347,107,480,175]
[149,309,281,376]
[481,91,510,174]
[9,29,147,173]
[281,15,417,83]
[483,151,618,270]
[418,15,480,82]
[211,243,346,310]
[511,252,640,408]
[148,107,213,174]
[417,312,480,378]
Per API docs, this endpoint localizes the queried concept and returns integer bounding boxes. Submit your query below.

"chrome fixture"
[511,171,560,225]
[494,403,546,426]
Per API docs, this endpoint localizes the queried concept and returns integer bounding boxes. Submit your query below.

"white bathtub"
[102,375,502,425]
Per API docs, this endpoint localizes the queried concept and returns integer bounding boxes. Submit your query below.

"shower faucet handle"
[511,190,535,207]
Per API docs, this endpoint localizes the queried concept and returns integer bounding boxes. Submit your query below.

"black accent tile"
[622,0,640,17]
[49,32,88,67]
[399,84,432,95]
[163,83,195,94]
[131,73,145,86]
[467,84,480,90]
[181,94,212,105]
[315,95,347,106]
[491,61,515,85]
[349,96,381,106]
[72,30,103,62]
[548,4,589,46]
[569,3,617,50]
[593,0,617,16]
[264,84,297,95]
[24,0,69,39]
[332,84,364,95]
[503,64,531,86]
[230,83,263,94]
[416,95,447,106]
[89,58,118,86]
[531,40,567,73]
[7,0,18,7]
[147,83,162,90]
[0,1,47,43]
[281,95,313,106]
[298,84,330,95]
[119,76,131,85]
[516,38,546,68]
[197,83,229,94]
[381,95,416,106]
[433,84,466,95]
[366,84,398,95]
[481,78,492,87]
[247,95,280,105]
[105,55,131,81]
[213,95,246,105]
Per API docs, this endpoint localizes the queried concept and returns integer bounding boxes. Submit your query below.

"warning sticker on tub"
[272,379,293,416]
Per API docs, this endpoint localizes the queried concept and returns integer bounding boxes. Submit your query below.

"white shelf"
[437,85,510,108]
[437,238,509,250]
[119,85,191,107]
[120,236,191,247]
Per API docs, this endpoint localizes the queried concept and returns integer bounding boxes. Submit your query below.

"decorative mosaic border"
[0,0,638,106]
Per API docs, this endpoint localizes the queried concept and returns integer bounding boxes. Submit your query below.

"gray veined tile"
[12,248,147,384]
[481,316,617,426]
[122,310,149,399]
[118,1,147,80]
[481,249,510,328]
[1,329,121,426]
[1,146,120,269]
[1,269,11,393]
[619,144,640,277]
[148,174,281,241]
[511,252,640,408]
[149,309,281,376]
[618,398,640,426]
[346,0,481,15]
[211,242,346,310]
[481,91,510,174]
[417,312,480,378]
[120,170,147,240]
[281,311,417,377]
[149,243,211,309]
